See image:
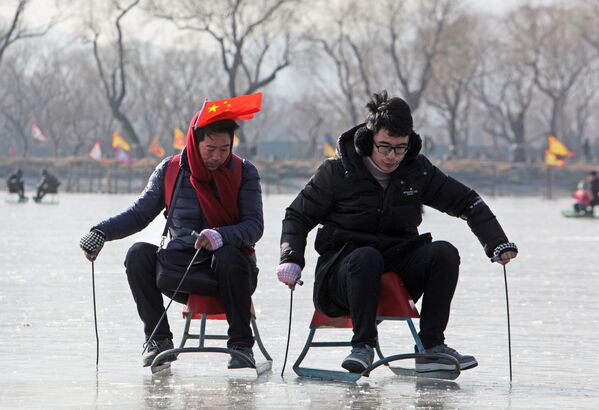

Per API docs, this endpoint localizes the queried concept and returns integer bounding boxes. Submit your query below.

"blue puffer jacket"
[94,149,264,255]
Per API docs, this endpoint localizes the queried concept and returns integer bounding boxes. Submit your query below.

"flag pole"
[193,98,208,130]
[545,166,553,200]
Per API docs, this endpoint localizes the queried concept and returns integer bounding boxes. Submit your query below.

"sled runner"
[292,272,461,383]
[151,293,272,375]
[5,196,28,204]
[561,209,599,219]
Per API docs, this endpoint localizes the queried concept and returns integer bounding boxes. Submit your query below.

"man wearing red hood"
[80,96,264,370]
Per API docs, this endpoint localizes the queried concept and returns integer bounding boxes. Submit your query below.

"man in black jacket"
[6,168,26,201]
[33,169,61,202]
[277,90,517,374]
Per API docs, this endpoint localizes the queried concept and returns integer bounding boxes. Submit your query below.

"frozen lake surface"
[1,193,598,409]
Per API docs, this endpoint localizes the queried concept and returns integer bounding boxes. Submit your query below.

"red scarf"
[185,111,243,228]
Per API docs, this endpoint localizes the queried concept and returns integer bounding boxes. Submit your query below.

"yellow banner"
[547,135,574,157]
[173,128,185,150]
[112,131,131,151]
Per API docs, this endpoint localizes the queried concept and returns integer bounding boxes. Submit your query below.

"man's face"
[198,132,232,170]
[370,128,410,172]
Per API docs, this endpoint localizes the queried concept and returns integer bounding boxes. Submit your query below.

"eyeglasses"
[373,143,409,155]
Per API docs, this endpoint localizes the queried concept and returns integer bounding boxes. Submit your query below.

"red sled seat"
[292,272,460,382]
[151,294,272,375]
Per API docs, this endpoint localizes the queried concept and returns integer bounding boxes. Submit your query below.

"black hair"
[354,90,413,156]
[194,119,239,142]
[590,171,597,177]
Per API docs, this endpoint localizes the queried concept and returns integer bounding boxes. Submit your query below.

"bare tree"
[88,0,145,158]
[0,0,54,67]
[148,0,299,155]
[386,0,459,111]
[0,53,34,157]
[474,12,538,163]
[581,0,599,54]
[427,13,481,159]
[575,1,599,151]
[288,97,325,159]
[28,48,113,158]
[476,64,536,162]
[563,72,599,150]
[515,5,595,143]
[129,44,225,156]
[61,49,115,157]
[306,0,380,125]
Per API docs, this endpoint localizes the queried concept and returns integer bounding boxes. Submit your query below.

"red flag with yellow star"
[194,92,262,129]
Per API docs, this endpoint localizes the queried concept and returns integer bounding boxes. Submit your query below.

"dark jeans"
[35,186,57,201]
[327,241,460,349]
[574,202,595,213]
[124,242,257,348]
[8,181,24,198]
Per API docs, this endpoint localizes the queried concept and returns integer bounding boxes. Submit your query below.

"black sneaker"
[341,344,374,373]
[142,338,176,367]
[227,346,255,369]
[415,344,477,372]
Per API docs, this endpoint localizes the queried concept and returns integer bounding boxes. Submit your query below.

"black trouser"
[124,242,257,348]
[8,181,24,198]
[35,184,58,201]
[327,241,460,349]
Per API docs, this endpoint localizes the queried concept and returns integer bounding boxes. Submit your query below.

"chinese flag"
[112,131,131,151]
[194,92,262,129]
[173,127,186,150]
[148,136,165,158]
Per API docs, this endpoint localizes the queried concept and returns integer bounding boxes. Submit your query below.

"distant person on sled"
[33,169,61,202]
[80,94,264,371]
[572,170,599,215]
[6,168,26,202]
[276,90,518,375]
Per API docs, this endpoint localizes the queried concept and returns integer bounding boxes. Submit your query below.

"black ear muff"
[354,126,374,156]
[404,130,422,161]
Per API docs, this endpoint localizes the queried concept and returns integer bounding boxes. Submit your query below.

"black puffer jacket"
[280,125,509,315]
[95,148,264,254]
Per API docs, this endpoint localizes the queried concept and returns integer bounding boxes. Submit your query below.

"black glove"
[80,229,105,259]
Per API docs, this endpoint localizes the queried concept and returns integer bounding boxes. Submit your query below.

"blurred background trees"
[1,0,599,163]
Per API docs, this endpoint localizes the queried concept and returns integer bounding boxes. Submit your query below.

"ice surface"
[1,193,598,409]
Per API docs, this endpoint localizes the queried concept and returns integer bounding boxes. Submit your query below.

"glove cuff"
[493,242,518,257]
[276,262,302,285]
[91,228,105,239]
[200,229,223,250]
[80,229,105,254]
